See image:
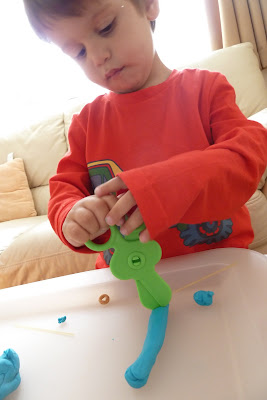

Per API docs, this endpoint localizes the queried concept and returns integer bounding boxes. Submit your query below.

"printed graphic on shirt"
[87,160,123,266]
[171,219,233,247]
[103,248,114,266]
[87,160,123,194]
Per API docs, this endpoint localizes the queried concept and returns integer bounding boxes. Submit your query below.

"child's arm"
[48,111,115,251]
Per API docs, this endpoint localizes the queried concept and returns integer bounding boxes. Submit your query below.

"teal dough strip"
[125,305,169,389]
[0,349,21,400]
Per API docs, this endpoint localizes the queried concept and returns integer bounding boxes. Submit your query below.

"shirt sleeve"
[48,112,103,254]
[118,73,267,240]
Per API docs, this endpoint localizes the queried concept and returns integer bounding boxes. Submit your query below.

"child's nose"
[90,43,111,67]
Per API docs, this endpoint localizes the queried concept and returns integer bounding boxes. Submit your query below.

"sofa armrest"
[248,108,267,190]
[262,68,267,88]
[248,107,267,128]
[245,108,267,252]
[263,179,267,200]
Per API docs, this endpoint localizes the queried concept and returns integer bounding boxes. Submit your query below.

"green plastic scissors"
[85,224,172,309]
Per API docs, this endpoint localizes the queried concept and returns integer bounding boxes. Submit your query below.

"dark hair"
[23,0,86,40]
[23,0,155,40]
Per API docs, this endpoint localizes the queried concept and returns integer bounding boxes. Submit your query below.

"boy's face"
[45,0,162,93]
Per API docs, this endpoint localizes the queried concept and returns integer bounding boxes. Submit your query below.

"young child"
[24,0,267,269]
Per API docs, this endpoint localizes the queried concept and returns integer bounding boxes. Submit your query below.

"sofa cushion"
[31,185,50,216]
[182,42,267,118]
[0,215,40,255]
[0,215,98,288]
[0,158,37,222]
[0,112,68,214]
[263,68,267,87]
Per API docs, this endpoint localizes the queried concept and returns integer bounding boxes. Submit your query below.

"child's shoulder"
[173,68,231,94]
[71,93,109,123]
[80,93,109,112]
[176,67,227,83]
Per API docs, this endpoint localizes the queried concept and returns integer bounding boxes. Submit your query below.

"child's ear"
[144,0,159,21]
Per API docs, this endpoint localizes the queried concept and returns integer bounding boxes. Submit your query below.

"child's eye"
[76,47,86,60]
[99,19,115,35]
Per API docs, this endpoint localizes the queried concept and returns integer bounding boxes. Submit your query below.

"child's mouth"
[105,67,124,80]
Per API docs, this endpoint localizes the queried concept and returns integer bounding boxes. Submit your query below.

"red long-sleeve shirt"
[48,69,267,267]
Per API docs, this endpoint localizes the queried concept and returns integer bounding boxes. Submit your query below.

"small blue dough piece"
[58,316,67,324]
[194,290,214,306]
[0,349,21,400]
[125,305,169,389]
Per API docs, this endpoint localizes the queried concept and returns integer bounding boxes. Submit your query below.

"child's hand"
[94,177,151,243]
[62,195,117,247]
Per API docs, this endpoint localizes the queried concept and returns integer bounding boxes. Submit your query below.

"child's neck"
[144,53,172,89]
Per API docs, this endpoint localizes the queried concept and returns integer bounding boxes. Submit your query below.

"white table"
[1,248,267,400]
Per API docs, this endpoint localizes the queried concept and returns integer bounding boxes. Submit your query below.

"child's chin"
[112,83,143,94]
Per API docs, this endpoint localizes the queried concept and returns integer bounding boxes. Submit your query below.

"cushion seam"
[0,248,77,270]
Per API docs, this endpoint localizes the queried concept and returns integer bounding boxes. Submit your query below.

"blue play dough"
[58,316,67,323]
[125,305,169,389]
[194,290,214,306]
[0,349,21,400]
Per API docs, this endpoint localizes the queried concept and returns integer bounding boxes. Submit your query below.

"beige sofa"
[1,42,267,289]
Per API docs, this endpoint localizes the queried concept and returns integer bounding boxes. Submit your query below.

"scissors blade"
[135,280,161,310]
[140,272,172,308]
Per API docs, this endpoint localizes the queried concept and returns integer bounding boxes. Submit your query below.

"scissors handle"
[84,225,172,309]
[84,225,119,251]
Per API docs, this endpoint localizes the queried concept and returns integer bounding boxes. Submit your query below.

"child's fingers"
[105,190,136,226]
[63,221,91,247]
[119,207,144,236]
[139,228,151,243]
[94,176,127,196]
[65,194,116,239]
[63,213,100,247]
